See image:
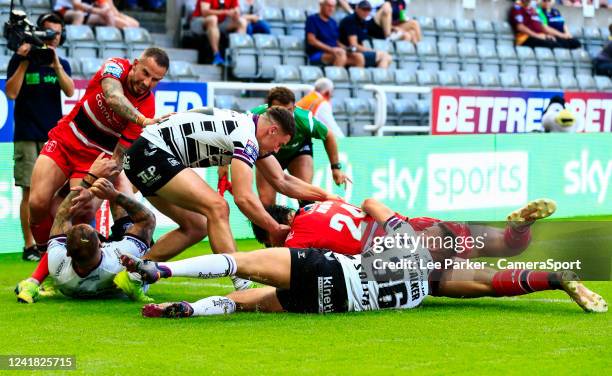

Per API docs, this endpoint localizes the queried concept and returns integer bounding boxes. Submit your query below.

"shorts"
[308,51,324,65]
[123,137,186,197]
[276,140,313,170]
[367,19,386,39]
[41,127,107,180]
[276,248,349,314]
[13,141,45,187]
[362,51,377,67]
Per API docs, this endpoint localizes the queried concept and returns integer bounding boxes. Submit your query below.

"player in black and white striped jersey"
[122,106,337,290]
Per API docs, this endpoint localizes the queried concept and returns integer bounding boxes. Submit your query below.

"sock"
[492,269,562,296]
[190,296,236,316]
[504,226,532,250]
[30,252,49,284]
[30,215,53,247]
[160,254,237,279]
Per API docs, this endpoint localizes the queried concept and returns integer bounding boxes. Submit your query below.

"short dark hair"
[39,13,64,28]
[141,47,170,70]
[266,87,295,107]
[266,106,296,138]
[66,224,100,265]
[251,205,295,245]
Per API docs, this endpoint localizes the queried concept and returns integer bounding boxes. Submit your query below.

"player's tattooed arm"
[101,77,144,125]
[111,142,127,166]
[50,188,83,237]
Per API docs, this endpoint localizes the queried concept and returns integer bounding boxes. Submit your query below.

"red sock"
[492,269,561,296]
[504,226,532,250]
[30,215,53,247]
[31,252,49,284]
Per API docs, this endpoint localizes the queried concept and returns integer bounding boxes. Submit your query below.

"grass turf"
[0,239,610,375]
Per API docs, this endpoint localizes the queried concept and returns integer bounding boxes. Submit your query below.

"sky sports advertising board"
[431,87,612,135]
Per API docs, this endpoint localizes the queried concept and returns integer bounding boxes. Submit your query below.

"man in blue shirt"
[5,13,74,261]
[305,0,364,66]
[339,1,392,68]
[538,0,581,49]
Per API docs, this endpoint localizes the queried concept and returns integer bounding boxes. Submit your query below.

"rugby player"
[249,87,350,206]
[122,198,606,317]
[122,107,337,290]
[15,155,156,303]
[28,47,169,257]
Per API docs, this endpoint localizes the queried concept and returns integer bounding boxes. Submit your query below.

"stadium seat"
[594,75,612,91]
[390,98,418,126]
[477,44,500,73]
[496,39,515,48]
[123,27,153,58]
[568,25,584,42]
[66,25,99,58]
[416,40,439,72]
[474,19,495,47]
[576,74,597,91]
[95,26,128,59]
[331,99,349,135]
[455,19,476,43]
[435,17,457,43]
[394,69,418,100]
[169,60,198,82]
[22,0,51,17]
[499,72,521,89]
[582,26,602,49]
[478,71,500,88]
[80,57,103,77]
[539,73,560,90]
[372,39,395,68]
[348,67,372,99]
[394,40,418,72]
[370,67,396,100]
[516,45,536,67]
[254,34,282,80]
[283,8,306,38]
[571,49,593,75]
[227,33,257,79]
[274,65,300,83]
[0,54,10,76]
[458,70,480,87]
[520,73,540,89]
[493,21,514,43]
[298,65,323,83]
[261,7,285,35]
[497,44,519,73]
[324,66,351,101]
[457,42,479,73]
[601,26,610,41]
[344,97,374,136]
[534,47,556,74]
[553,48,574,76]
[437,41,460,72]
[437,70,459,87]
[278,35,306,66]
[416,69,438,87]
[415,16,436,39]
[215,95,239,111]
[65,57,83,79]
[559,75,579,90]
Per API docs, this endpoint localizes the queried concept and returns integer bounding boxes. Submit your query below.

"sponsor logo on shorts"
[136,166,160,186]
[103,62,124,79]
[44,140,58,153]
[123,155,131,170]
[167,157,180,167]
[318,276,335,313]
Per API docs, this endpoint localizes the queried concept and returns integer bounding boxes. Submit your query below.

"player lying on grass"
[15,155,156,303]
[252,198,557,259]
[122,199,607,317]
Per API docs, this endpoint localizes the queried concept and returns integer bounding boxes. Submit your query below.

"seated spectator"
[510,0,570,49]
[296,78,345,138]
[306,0,364,67]
[338,0,420,42]
[240,0,271,35]
[593,24,612,77]
[338,1,392,68]
[537,0,581,49]
[54,0,139,28]
[192,0,248,65]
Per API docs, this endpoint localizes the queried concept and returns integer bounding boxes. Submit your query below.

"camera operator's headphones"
[36,12,66,46]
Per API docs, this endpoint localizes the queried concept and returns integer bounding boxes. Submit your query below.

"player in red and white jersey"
[28,47,169,255]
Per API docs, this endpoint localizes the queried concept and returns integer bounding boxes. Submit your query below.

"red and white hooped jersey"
[284,200,443,255]
[50,58,155,154]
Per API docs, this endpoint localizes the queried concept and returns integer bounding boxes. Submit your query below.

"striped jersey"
[140,108,263,168]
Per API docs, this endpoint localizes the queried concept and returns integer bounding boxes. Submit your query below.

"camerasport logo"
[427,151,528,210]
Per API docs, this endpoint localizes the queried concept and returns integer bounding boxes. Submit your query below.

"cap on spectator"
[357,1,372,10]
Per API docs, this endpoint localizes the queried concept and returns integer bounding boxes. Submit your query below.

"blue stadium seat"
[215,95,239,111]
[538,73,560,90]
[416,40,439,72]
[95,26,128,59]
[457,42,479,72]
[499,72,521,89]
[123,27,153,58]
[435,17,457,43]
[274,65,300,83]
[344,97,374,136]
[80,57,103,77]
[535,47,556,75]
[478,71,501,88]
[283,8,306,38]
[370,67,396,100]
[458,70,480,87]
[348,67,373,99]
[437,70,459,87]
[437,41,460,72]
[594,75,612,91]
[477,44,500,73]
[278,35,307,66]
[298,65,323,83]
[254,34,282,79]
[169,60,198,82]
[474,19,496,47]
[394,40,418,72]
[558,74,579,90]
[22,0,50,17]
[571,49,593,75]
[576,74,597,91]
[553,48,574,76]
[227,33,257,79]
[415,69,438,87]
[394,69,418,100]
[261,6,286,35]
[519,73,540,89]
[324,66,351,101]
[66,25,99,58]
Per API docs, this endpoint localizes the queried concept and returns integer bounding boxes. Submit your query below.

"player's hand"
[141,112,175,127]
[69,185,94,215]
[332,169,352,189]
[88,153,119,180]
[17,43,31,57]
[90,178,120,201]
[269,224,291,246]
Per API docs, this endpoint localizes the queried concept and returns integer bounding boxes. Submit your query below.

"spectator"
[240,0,271,35]
[338,1,392,68]
[192,0,248,65]
[593,24,612,77]
[562,0,608,7]
[54,0,139,28]
[4,13,75,262]
[306,0,364,67]
[338,0,420,42]
[296,78,345,138]
[537,0,581,49]
[509,0,566,49]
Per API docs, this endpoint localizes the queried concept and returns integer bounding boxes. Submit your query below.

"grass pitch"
[0,239,610,375]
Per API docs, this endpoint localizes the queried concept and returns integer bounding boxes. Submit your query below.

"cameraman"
[5,13,74,262]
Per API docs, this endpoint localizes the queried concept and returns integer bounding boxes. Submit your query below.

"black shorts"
[276,248,349,314]
[123,137,186,197]
[362,51,377,67]
[367,19,386,39]
[276,140,313,170]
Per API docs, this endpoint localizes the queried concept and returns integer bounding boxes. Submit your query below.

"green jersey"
[250,104,329,162]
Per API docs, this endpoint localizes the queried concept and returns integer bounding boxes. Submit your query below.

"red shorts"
[40,124,111,179]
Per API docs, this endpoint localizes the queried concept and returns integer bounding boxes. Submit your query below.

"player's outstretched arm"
[361,198,396,228]
[101,77,157,127]
[321,129,350,187]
